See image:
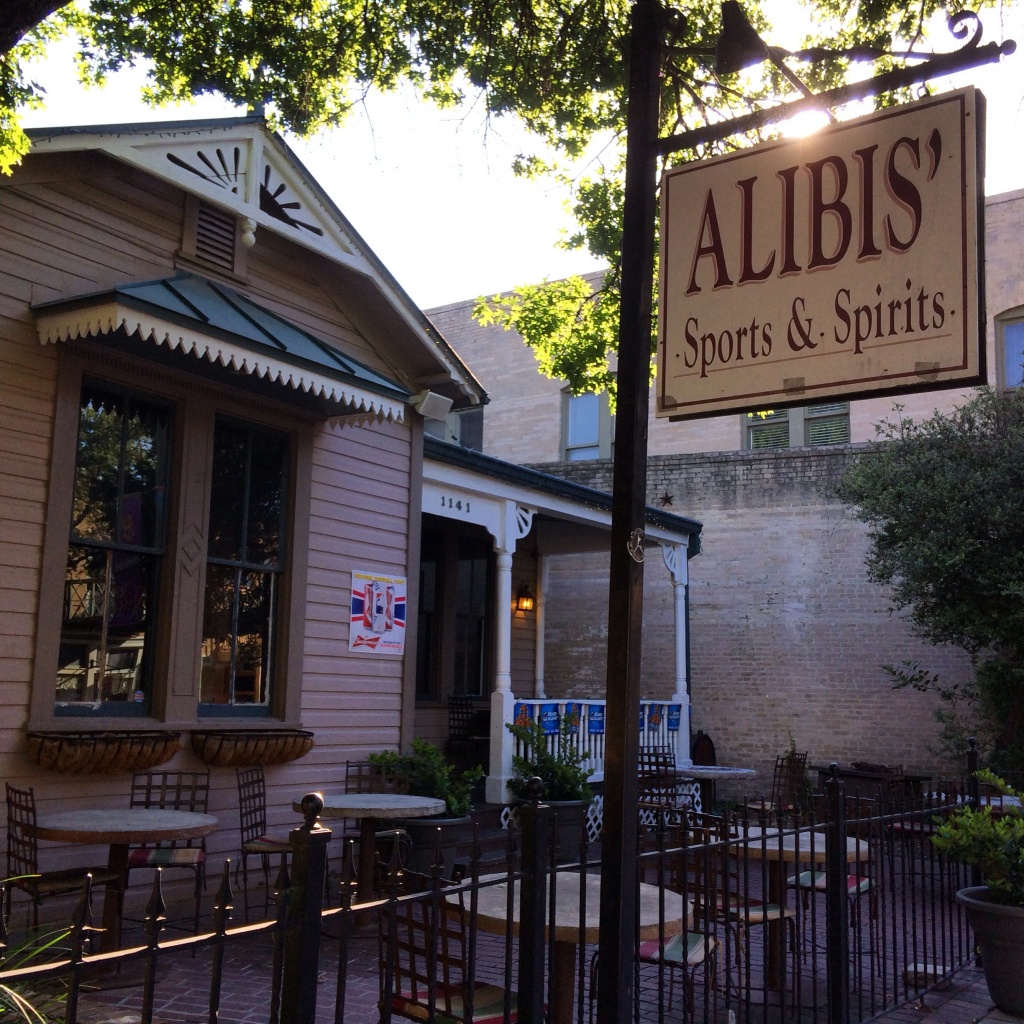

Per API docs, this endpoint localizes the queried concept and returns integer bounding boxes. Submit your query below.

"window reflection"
[200,420,286,709]
[57,385,170,711]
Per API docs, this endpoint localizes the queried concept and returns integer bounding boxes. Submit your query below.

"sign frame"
[657,87,986,421]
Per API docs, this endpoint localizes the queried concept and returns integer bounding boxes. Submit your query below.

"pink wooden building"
[0,116,703,919]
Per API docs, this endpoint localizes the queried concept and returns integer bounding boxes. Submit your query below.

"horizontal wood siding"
[0,152,422,917]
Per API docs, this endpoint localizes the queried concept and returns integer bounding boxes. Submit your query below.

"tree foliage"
[837,388,1024,771]
[0,0,1015,382]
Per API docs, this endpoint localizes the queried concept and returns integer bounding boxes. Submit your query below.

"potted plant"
[506,712,594,860]
[368,739,483,876]
[931,769,1024,1015]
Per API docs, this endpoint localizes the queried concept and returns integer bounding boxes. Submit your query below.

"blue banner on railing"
[513,702,533,727]
[565,702,581,733]
[647,704,664,731]
[540,702,561,735]
[667,704,681,731]
[588,704,605,735]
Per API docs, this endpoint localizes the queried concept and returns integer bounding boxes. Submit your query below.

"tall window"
[563,389,614,460]
[1002,319,1024,389]
[744,402,850,449]
[57,384,171,713]
[453,536,490,698]
[200,420,288,710]
[416,528,442,701]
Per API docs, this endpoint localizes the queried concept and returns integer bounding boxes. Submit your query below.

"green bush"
[506,714,593,803]
[932,771,1024,906]
[368,739,483,818]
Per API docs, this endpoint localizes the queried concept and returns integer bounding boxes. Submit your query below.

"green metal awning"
[33,273,410,422]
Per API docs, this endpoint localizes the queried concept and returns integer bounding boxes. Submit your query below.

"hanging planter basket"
[191,729,314,767]
[26,731,182,774]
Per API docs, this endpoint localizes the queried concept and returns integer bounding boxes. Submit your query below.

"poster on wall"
[348,570,407,655]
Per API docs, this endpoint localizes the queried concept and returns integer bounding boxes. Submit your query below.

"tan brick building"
[427,188,1024,795]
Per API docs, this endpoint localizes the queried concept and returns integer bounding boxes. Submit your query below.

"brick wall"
[533,447,973,797]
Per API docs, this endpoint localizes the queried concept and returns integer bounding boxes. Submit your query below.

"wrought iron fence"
[0,772,982,1024]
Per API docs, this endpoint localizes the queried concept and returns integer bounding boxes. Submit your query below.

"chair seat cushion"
[390,981,517,1023]
[722,896,794,923]
[128,847,205,868]
[788,870,872,894]
[26,866,121,894]
[243,835,292,854]
[639,930,717,966]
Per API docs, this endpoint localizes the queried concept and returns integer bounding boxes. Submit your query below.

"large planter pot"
[395,815,472,879]
[548,799,591,863]
[957,885,1024,1015]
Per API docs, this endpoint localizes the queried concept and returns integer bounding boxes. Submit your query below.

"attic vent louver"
[196,201,237,271]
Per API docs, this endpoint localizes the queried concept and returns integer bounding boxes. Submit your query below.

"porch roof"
[32,273,411,423]
[424,436,702,555]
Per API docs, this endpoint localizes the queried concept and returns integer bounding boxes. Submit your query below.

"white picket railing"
[507,698,688,783]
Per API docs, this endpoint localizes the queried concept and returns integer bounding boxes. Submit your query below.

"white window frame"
[997,309,1024,390]
[743,402,850,450]
[561,388,615,461]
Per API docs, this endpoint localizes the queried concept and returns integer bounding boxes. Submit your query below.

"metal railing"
[0,769,981,1024]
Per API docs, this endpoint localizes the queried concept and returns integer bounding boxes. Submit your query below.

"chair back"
[236,767,269,845]
[771,751,809,817]
[6,783,40,877]
[345,759,401,794]
[378,874,475,1023]
[130,769,210,849]
[639,746,678,808]
[447,696,475,741]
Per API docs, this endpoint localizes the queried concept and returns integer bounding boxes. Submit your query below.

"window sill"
[26,730,183,774]
[190,728,315,767]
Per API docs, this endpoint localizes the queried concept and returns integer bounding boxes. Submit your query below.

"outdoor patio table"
[298,792,445,911]
[28,807,219,952]
[465,871,688,1024]
[737,826,869,997]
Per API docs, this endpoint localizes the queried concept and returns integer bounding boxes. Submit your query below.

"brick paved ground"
[71,908,1015,1024]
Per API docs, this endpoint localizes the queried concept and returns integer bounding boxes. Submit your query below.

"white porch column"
[662,543,691,769]
[487,502,535,804]
[534,554,548,698]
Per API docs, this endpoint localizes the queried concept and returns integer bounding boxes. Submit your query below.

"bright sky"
[20,6,1024,310]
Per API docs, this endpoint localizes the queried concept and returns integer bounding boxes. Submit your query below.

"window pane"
[1005,322,1024,388]
[208,424,248,561]
[61,383,169,713]
[201,564,236,704]
[202,420,286,708]
[416,538,442,701]
[454,536,490,699]
[73,386,170,548]
[567,393,599,448]
[247,432,286,566]
[807,415,851,446]
[568,445,600,461]
[57,544,159,707]
[749,415,790,449]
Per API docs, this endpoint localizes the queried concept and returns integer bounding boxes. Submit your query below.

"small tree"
[836,388,1024,773]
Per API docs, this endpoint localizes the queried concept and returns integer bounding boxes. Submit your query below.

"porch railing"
[509,698,687,782]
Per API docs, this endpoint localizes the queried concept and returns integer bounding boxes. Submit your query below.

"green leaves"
[506,714,593,802]
[838,388,1024,772]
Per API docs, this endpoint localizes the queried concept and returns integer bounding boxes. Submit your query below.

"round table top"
[30,808,219,845]
[464,872,688,944]
[297,792,447,820]
[737,826,869,865]
[677,765,757,781]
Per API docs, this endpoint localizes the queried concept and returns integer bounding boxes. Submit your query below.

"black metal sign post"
[596,3,1013,1021]
[596,2,662,1021]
